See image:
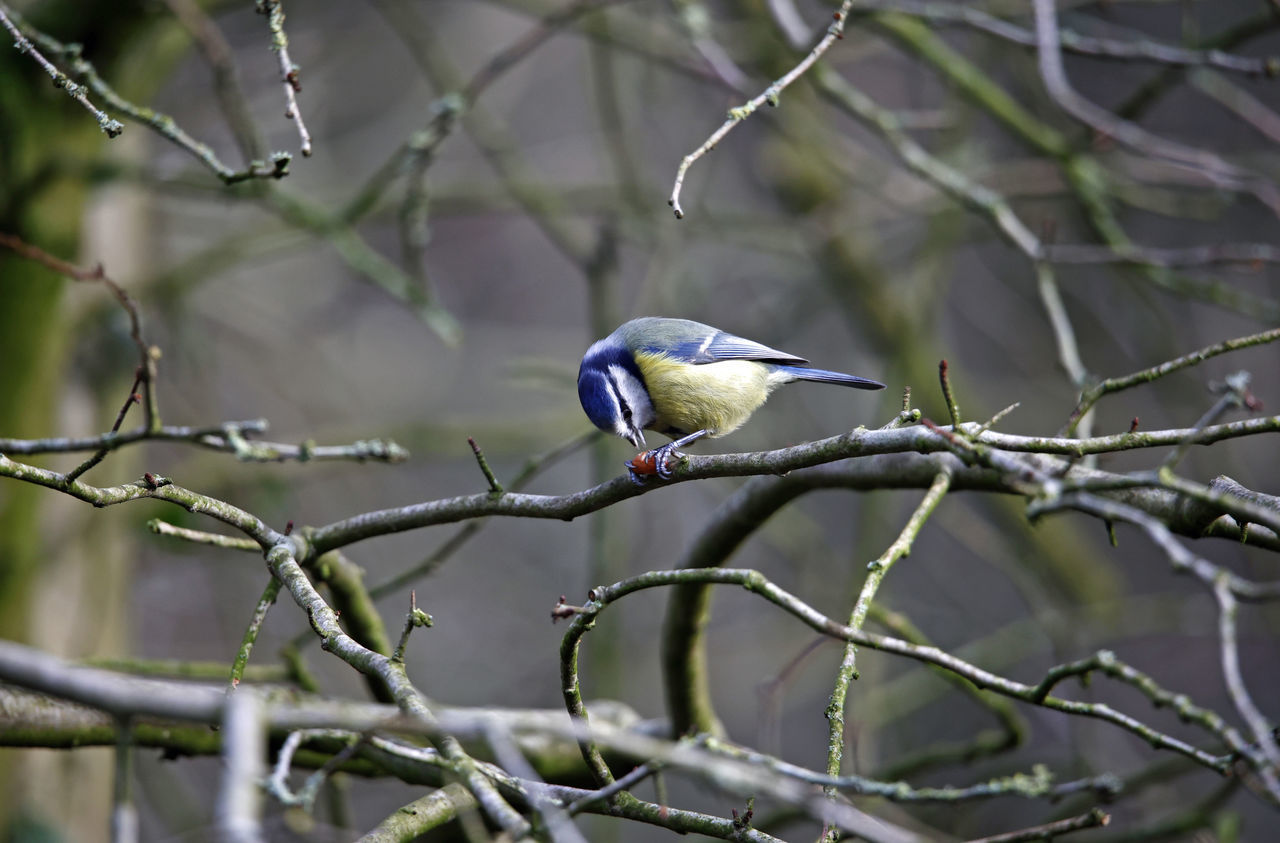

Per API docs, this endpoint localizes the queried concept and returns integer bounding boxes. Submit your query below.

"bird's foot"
[625,442,686,484]
[624,431,707,484]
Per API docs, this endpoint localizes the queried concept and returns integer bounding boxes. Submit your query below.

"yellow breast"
[634,352,785,438]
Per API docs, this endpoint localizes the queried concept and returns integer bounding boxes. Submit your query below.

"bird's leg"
[626,430,708,483]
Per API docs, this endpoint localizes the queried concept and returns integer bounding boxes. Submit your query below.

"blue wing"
[628,318,809,366]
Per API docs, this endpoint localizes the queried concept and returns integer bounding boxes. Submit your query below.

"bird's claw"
[625,443,685,484]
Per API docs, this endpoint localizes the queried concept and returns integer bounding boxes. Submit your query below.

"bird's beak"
[626,427,646,448]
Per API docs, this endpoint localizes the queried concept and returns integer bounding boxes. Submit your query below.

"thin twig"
[1064,328,1280,435]
[574,567,1236,771]
[669,0,856,218]
[822,468,952,835]
[391,591,433,663]
[256,0,312,156]
[1214,578,1280,793]
[228,578,283,692]
[0,4,123,137]
[468,437,504,495]
[8,7,287,182]
[964,808,1109,843]
[939,359,961,428]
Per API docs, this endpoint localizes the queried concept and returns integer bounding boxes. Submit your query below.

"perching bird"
[577,317,884,480]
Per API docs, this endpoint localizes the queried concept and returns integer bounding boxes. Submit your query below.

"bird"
[577,317,885,481]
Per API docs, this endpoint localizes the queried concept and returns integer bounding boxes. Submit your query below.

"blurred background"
[2,0,1278,840]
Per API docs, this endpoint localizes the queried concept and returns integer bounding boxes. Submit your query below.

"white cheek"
[609,365,654,427]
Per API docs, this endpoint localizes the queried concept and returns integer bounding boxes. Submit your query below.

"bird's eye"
[622,407,633,421]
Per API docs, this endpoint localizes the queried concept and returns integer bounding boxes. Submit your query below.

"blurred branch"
[814,66,1042,258]
[264,189,461,343]
[849,0,1279,76]
[671,0,750,93]
[1189,68,1280,145]
[370,0,599,267]
[217,688,266,841]
[1116,10,1280,121]
[1044,241,1280,267]
[966,809,1109,843]
[866,12,1280,320]
[1030,0,1280,214]
[163,0,265,162]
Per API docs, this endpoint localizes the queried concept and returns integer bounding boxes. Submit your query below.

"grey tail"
[776,365,885,390]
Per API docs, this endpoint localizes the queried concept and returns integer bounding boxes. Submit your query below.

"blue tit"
[577,317,885,480]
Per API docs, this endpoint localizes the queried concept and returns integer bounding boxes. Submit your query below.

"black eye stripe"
[606,373,631,421]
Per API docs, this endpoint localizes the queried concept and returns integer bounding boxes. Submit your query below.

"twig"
[228,578,283,692]
[63,369,146,483]
[565,762,660,816]
[822,468,952,830]
[712,736,1118,803]
[0,233,156,419]
[1214,578,1280,795]
[391,591,433,663]
[1159,372,1254,471]
[576,567,1235,770]
[0,232,164,481]
[368,431,597,599]
[1064,328,1280,435]
[468,437,504,494]
[965,808,1109,843]
[1190,69,1280,145]
[256,1,312,156]
[669,0,856,218]
[6,6,287,183]
[0,4,123,137]
[1034,260,1094,446]
[939,359,961,428]
[0,417,408,464]
[265,729,367,811]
